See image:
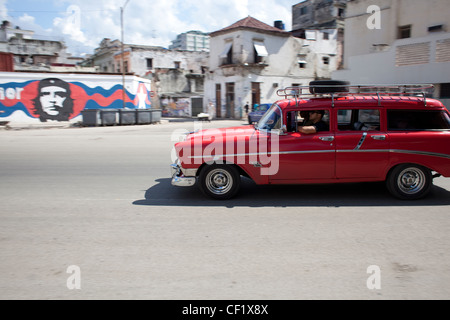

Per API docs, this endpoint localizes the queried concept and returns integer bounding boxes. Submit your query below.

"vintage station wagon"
[171,81,450,200]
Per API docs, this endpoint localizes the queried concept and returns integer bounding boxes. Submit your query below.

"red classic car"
[171,81,450,200]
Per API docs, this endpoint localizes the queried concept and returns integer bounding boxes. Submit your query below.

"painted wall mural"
[160,97,191,117]
[0,76,152,122]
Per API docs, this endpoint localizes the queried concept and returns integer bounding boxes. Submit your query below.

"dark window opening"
[398,25,412,39]
[226,46,233,65]
[297,30,306,39]
[428,24,444,33]
[440,83,450,98]
[146,58,153,69]
[254,47,263,63]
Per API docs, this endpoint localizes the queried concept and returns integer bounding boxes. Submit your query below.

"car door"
[269,109,336,183]
[335,108,390,179]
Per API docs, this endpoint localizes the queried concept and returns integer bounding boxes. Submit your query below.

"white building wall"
[333,0,450,107]
[342,0,450,67]
[206,28,339,118]
[334,32,450,84]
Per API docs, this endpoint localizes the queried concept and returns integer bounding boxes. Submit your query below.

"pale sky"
[1,0,302,57]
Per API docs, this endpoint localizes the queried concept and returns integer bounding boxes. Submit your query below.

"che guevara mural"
[0,75,152,122]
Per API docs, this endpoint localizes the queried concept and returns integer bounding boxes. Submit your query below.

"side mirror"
[280,124,287,135]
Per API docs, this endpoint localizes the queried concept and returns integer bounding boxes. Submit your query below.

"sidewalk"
[0,120,79,130]
[0,116,246,130]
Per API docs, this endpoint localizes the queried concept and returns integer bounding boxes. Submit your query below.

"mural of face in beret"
[32,78,74,122]
[0,77,152,122]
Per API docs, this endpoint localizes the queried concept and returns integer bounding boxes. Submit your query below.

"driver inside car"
[298,110,328,134]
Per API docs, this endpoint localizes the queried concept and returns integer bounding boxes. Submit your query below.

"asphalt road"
[0,120,449,300]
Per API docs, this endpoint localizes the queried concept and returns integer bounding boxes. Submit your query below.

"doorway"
[215,84,221,118]
[251,82,261,110]
[226,82,235,118]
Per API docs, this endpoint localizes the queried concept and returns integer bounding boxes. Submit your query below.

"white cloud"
[16,13,54,37]
[18,13,36,25]
[53,5,88,44]
[4,0,295,56]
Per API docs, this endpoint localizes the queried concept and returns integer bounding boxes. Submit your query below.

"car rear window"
[387,110,450,130]
[337,109,380,131]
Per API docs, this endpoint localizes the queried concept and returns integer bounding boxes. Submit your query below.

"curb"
[0,118,246,130]
[0,122,74,130]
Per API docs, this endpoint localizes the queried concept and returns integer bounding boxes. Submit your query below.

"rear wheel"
[198,164,241,200]
[386,164,432,200]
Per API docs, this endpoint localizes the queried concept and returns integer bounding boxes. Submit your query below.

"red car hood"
[186,125,257,141]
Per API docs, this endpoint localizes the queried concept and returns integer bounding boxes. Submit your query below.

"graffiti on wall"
[0,78,151,122]
[161,97,191,117]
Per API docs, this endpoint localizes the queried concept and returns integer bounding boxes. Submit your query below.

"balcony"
[220,62,268,76]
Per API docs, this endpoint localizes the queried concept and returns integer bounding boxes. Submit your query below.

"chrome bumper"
[171,163,196,187]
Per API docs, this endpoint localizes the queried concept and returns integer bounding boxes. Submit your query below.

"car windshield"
[256,104,282,131]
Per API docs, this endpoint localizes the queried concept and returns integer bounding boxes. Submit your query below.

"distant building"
[205,16,340,119]
[0,20,85,72]
[80,38,122,73]
[82,38,209,113]
[333,0,450,107]
[169,30,210,52]
[291,0,346,69]
[292,0,346,32]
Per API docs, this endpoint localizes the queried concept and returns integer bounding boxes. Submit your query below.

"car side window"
[387,110,450,130]
[286,111,297,132]
[293,110,330,133]
[338,109,380,131]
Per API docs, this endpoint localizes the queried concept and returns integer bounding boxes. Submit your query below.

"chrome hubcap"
[397,168,425,195]
[205,169,233,195]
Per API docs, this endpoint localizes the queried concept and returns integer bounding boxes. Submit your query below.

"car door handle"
[319,136,335,142]
[371,135,386,141]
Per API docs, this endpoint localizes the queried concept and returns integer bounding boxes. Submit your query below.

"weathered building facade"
[291,0,346,70]
[292,0,346,31]
[204,16,340,119]
[82,38,209,113]
[0,20,83,72]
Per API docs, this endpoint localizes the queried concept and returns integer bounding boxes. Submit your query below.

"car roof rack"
[276,84,435,107]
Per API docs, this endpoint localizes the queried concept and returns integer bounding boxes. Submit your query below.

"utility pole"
[121,0,130,109]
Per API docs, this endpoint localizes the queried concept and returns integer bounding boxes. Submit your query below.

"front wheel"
[198,164,241,200]
[386,164,432,200]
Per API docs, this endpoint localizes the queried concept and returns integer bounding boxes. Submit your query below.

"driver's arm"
[298,125,317,134]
